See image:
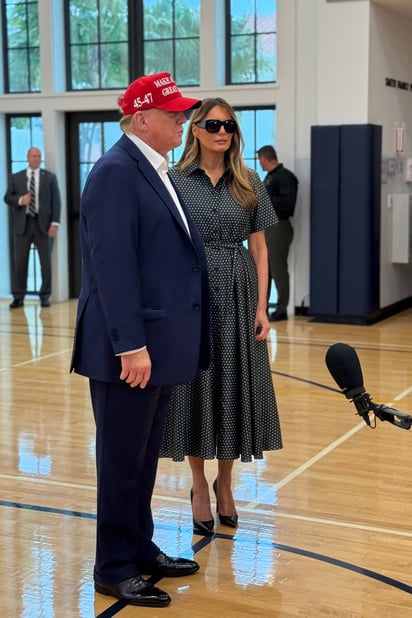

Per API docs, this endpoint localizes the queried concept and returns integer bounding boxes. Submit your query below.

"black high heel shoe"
[190,489,214,535]
[212,479,238,528]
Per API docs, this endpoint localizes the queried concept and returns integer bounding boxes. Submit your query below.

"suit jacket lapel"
[119,134,192,239]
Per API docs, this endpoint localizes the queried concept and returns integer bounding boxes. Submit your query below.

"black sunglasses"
[195,119,237,133]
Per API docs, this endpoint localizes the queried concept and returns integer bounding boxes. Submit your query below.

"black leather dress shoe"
[94,576,171,607]
[40,299,50,307]
[269,311,287,322]
[141,551,200,578]
[9,299,24,309]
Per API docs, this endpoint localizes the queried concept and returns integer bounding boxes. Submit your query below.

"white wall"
[369,4,412,307]
[289,0,412,314]
[288,0,371,312]
[316,0,370,125]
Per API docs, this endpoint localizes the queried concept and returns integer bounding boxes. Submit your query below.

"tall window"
[236,107,276,174]
[7,115,43,172]
[227,0,277,85]
[78,120,120,190]
[66,0,200,91]
[6,115,44,295]
[143,0,200,85]
[1,0,40,92]
[66,0,129,90]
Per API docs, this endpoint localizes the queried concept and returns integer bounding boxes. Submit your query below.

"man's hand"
[48,224,59,238]
[120,348,152,388]
[20,192,31,206]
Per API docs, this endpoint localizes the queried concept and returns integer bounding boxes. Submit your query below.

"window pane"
[28,46,41,91]
[230,0,254,35]
[69,0,99,43]
[175,0,200,37]
[6,3,28,46]
[8,49,29,91]
[231,35,256,83]
[174,37,199,85]
[256,33,276,82]
[71,45,100,89]
[4,0,41,92]
[68,0,129,90]
[144,0,173,38]
[229,0,276,85]
[235,107,276,175]
[143,0,200,86]
[78,121,120,191]
[257,0,276,33]
[9,116,44,171]
[100,0,128,42]
[27,1,39,46]
[100,43,129,88]
[144,40,174,75]
[103,122,121,151]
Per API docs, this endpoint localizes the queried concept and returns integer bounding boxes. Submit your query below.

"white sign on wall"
[395,121,406,155]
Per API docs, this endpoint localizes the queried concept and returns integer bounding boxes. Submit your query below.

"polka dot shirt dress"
[160,161,283,463]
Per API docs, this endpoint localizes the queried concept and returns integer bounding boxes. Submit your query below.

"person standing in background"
[4,147,61,308]
[160,98,282,536]
[257,145,298,322]
[71,72,210,608]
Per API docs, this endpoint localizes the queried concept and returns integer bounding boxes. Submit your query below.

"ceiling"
[371,0,412,19]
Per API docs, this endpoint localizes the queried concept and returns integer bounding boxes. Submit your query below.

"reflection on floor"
[1,299,412,617]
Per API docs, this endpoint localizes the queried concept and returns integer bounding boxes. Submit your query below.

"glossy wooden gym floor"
[1,298,411,617]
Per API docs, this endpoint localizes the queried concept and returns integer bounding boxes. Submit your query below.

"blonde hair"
[176,98,257,212]
[120,114,134,133]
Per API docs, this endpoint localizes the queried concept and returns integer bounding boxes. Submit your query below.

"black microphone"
[325,342,373,425]
[325,342,412,430]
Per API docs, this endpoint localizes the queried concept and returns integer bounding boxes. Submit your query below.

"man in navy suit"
[4,147,61,308]
[71,72,210,608]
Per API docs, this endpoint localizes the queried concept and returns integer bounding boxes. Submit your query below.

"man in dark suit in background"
[257,145,298,322]
[4,147,61,308]
[71,72,210,608]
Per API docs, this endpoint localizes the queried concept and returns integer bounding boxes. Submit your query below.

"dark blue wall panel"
[310,125,341,315]
[339,124,381,316]
[310,124,381,322]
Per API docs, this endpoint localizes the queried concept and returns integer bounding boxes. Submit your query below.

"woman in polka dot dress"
[160,98,283,534]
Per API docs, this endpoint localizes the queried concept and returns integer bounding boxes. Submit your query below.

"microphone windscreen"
[325,342,364,393]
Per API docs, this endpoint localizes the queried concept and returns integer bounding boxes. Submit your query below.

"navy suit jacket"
[4,168,61,235]
[71,134,210,385]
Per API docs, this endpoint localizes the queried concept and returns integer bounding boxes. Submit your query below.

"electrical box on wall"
[405,158,412,182]
[391,193,412,263]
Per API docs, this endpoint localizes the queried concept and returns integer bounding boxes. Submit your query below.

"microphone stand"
[347,390,412,430]
[372,403,412,430]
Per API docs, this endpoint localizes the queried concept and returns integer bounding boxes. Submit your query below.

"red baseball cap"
[119,72,201,115]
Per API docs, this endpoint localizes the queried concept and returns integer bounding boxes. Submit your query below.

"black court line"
[0,500,96,519]
[271,369,341,393]
[1,499,411,617]
[215,532,412,595]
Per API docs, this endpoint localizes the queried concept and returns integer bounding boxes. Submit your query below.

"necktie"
[28,171,36,217]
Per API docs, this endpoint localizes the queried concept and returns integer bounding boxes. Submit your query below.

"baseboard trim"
[307,296,412,325]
